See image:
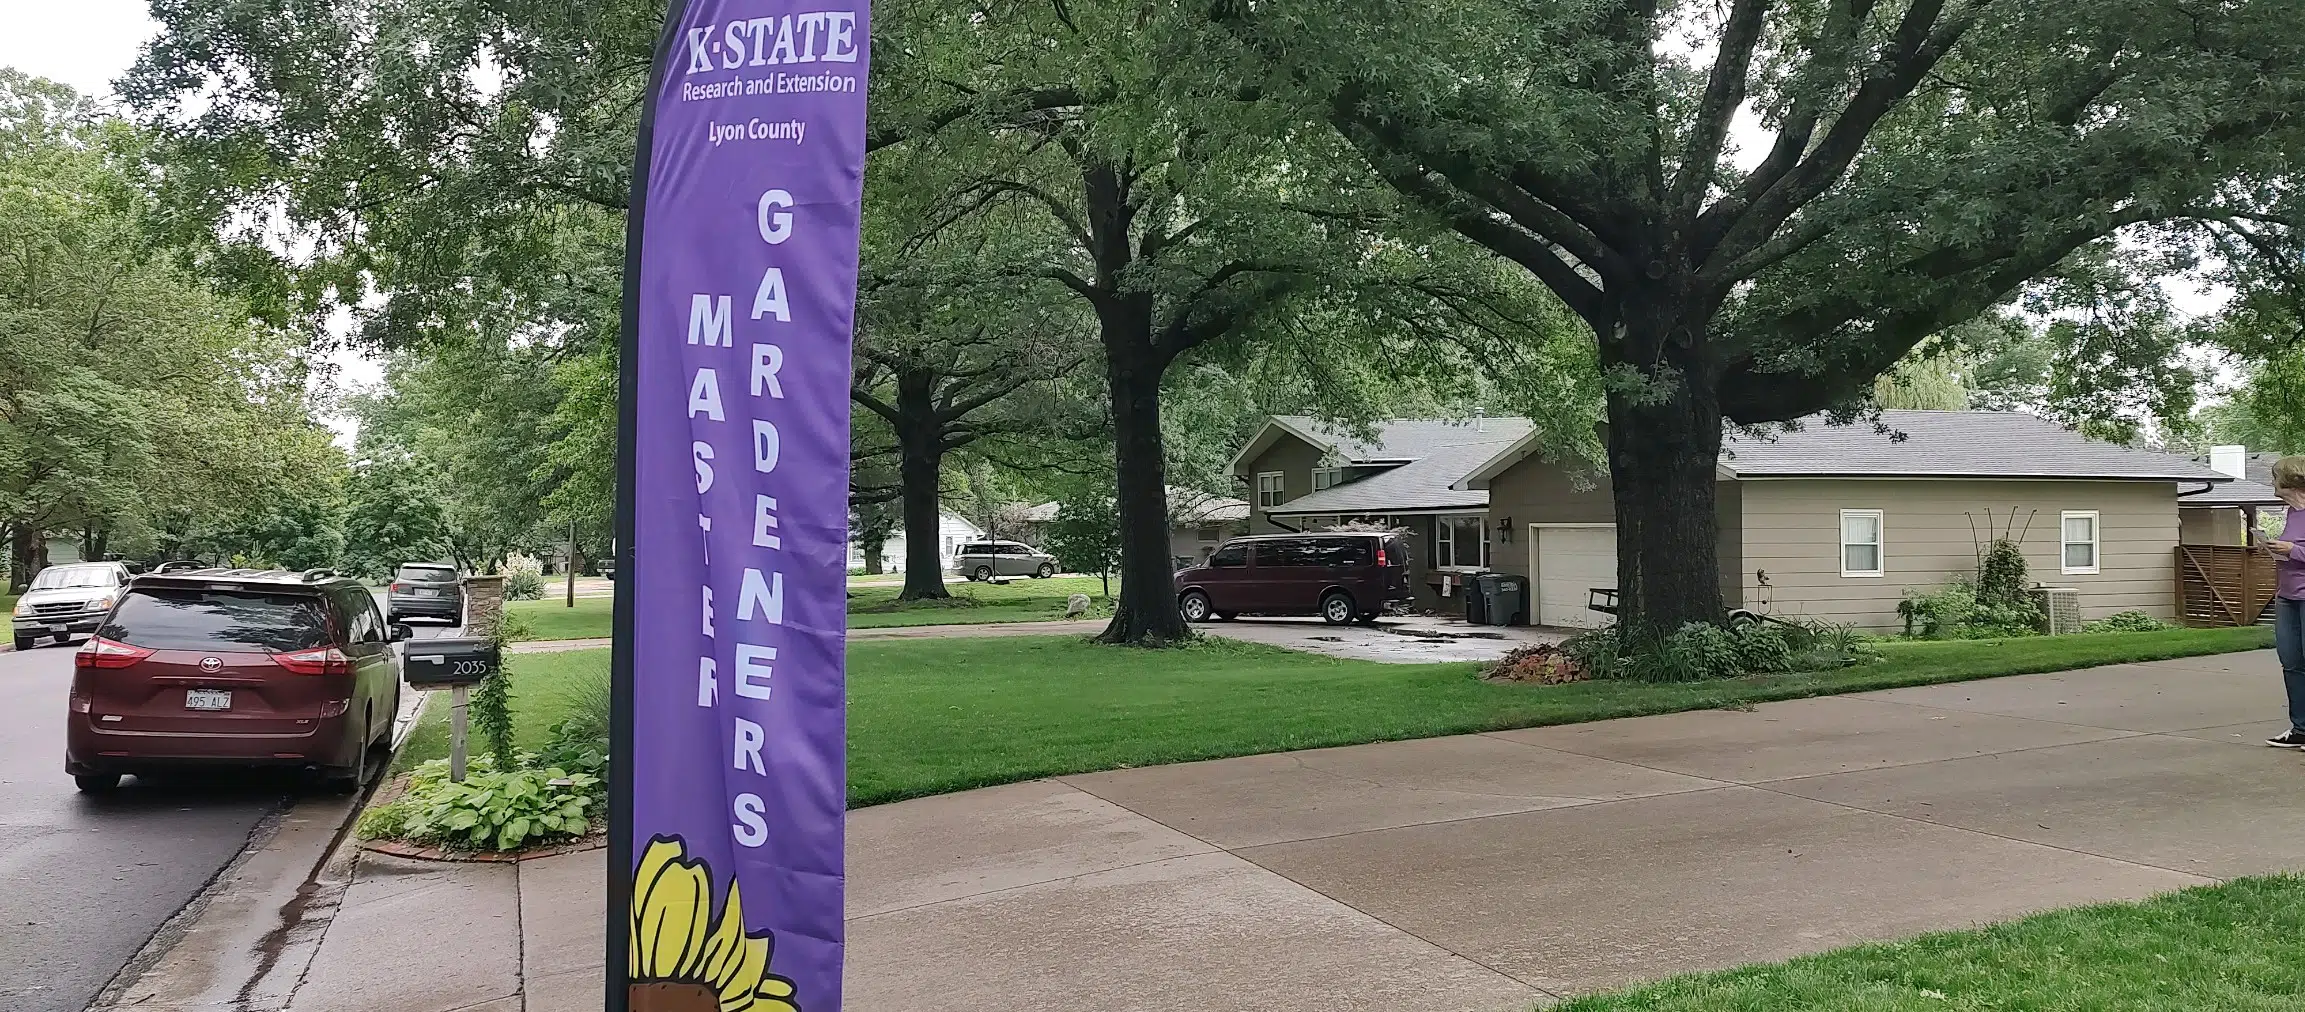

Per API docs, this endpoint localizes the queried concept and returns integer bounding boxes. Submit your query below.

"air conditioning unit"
[2032,587,2083,635]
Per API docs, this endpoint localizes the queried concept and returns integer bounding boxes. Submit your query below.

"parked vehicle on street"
[11,561,131,651]
[951,540,1060,581]
[387,563,464,624]
[65,567,408,792]
[1173,532,1414,625]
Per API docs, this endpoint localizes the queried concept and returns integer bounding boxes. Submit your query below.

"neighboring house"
[2180,445,2291,545]
[1024,488,1253,569]
[847,510,982,573]
[1168,489,1251,567]
[1230,416,1537,609]
[1459,410,2230,631]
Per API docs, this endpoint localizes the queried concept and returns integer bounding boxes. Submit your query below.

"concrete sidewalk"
[131,650,2304,1011]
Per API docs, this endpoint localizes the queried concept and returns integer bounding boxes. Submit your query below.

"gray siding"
[1738,479,2182,631]
[1482,455,1614,583]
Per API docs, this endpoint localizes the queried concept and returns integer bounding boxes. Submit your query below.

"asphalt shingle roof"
[2180,479,2286,507]
[1722,411,2228,481]
[1266,438,1520,516]
[1273,416,1536,463]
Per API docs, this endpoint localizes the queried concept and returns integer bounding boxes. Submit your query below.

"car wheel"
[1179,591,1214,623]
[326,719,371,794]
[12,634,33,652]
[1036,563,1056,579]
[972,566,993,582]
[1320,592,1356,625]
[74,773,121,793]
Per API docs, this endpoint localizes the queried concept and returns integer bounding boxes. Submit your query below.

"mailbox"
[403,637,501,688]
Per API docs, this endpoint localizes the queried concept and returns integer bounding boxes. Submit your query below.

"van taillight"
[273,647,352,675]
[1376,546,1388,567]
[76,637,154,669]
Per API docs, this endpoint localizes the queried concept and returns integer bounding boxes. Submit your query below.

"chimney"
[2211,444,2248,480]
[1475,406,1485,433]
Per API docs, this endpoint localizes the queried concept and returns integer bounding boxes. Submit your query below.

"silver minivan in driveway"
[951,540,1059,581]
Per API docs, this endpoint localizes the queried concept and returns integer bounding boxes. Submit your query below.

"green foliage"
[1042,485,1121,594]
[1571,618,1870,682]
[0,70,345,581]
[359,754,598,853]
[502,556,546,601]
[536,664,610,788]
[1899,578,2043,640]
[2086,611,2170,634]
[468,610,526,765]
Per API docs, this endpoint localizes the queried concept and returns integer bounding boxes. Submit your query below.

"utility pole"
[566,520,578,608]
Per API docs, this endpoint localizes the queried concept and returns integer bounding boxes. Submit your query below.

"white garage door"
[1533,525,1617,629]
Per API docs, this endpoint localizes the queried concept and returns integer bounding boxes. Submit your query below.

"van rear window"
[99,589,334,653]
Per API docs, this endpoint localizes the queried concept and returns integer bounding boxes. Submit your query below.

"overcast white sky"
[1,0,385,443]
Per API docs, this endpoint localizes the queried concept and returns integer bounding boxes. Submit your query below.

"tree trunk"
[862,542,885,575]
[6,524,33,592]
[894,373,951,601]
[1602,311,1728,642]
[1097,337,1192,645]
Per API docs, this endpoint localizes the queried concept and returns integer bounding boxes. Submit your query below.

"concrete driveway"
[847,650,2305,1010]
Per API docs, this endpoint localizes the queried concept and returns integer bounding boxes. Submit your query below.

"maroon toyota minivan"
[66,568,406,792]
[1174,532,1414,625]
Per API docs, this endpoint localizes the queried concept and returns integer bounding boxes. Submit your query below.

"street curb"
[87,691,428,1010]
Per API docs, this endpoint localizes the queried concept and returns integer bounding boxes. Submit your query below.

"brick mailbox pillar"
[462,574,508,636]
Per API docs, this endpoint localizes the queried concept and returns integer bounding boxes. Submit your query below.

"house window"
[2062,511,2100,574]
[1312,467,1343,491]
[1436,515,1486,568]
[1256,472,1285,509]
[1840,509,1884,577]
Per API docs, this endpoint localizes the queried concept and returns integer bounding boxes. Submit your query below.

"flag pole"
[608,3,691,1009]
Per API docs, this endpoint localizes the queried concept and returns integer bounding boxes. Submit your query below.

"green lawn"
[501,575,1115,642]
[1557,876,2305,1010]
[1,593,14,640]
[395,624,2269,806]
[395,648,608,771]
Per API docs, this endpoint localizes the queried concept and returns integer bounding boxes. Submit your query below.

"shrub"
[1899,579,2039,640]
[503,556,547,601]
[2086,611,2168,634]
[1567,617,1872,682]
[360,753,598,852]
[1731,621,1794,674]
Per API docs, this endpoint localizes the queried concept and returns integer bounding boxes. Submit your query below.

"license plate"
[185,689,232,711]
[415,588,439,597]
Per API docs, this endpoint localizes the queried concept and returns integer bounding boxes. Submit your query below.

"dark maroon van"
[1174,532,1413,625]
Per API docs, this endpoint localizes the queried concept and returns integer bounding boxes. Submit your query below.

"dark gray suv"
[386,563,463,624]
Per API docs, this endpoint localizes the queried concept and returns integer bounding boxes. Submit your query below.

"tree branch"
[1671,0,1773,217]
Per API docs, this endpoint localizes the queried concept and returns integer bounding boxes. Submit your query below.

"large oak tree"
[1209,0,2305,636]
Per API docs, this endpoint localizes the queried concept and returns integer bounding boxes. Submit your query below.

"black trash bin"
[1491,574,1529,626]
[1462,574,1489,624]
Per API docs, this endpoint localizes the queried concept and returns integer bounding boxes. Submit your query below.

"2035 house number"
[449,659,492,677]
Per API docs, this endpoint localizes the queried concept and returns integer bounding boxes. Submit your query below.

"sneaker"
[2266,730,2305,749]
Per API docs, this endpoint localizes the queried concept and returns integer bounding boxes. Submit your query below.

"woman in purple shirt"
[2264,456,2305,749]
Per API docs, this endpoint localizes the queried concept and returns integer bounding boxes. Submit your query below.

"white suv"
[951,541,1059,581]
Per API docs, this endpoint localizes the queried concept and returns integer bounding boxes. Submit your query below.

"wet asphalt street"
[0,640,297,1012]
[0,598,455,1012]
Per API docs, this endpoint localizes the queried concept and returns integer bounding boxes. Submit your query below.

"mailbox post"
[403,637,502,782]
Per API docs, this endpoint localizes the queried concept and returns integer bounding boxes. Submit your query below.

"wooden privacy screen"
[2176,545,2279,628]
